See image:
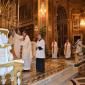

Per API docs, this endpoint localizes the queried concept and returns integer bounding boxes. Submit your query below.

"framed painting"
[72,14,80,31]
[19,3,33,23]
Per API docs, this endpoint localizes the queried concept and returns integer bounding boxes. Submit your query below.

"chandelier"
[80,9,85,27]
[80,18,85,26]
[0,0,17,29]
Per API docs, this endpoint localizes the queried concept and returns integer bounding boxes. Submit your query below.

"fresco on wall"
[72,14,80,30]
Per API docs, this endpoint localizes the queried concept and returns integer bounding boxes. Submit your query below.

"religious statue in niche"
[72,14,80,30]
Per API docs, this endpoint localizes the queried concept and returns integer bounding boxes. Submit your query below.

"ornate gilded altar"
[0,60,23,85]
[0,28,23,85]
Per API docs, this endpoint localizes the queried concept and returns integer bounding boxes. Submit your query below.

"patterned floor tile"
[22,59,68,85]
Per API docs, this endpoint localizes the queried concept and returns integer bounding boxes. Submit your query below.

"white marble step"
[47,69,77,85]
[32,65,78,85]
[48,81,73,85]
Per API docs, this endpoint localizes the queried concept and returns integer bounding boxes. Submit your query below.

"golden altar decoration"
[0,29,8,36]
[0,60,23,85]
[0,28,23,85]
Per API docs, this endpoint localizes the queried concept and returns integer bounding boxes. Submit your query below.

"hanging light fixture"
[80,18,85,26]
[40,3,46,16]
[80,10,85,27]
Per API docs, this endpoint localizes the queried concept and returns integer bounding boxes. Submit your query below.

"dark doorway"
[57,6,68,55]
[73,35,82,44]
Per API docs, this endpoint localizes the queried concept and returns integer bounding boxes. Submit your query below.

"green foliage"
[40,26,46,38]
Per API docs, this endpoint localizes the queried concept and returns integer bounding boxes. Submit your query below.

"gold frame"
[72,14,80,31]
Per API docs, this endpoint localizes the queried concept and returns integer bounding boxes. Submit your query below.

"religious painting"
[72,14,80,30]
[19,3,33,23]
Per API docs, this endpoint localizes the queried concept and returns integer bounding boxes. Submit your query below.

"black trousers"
[36,58,45,73]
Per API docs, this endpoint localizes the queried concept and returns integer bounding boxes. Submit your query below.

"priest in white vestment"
[13,30,22,59]
[21,30,32,71]
[64,39,71,59]
[51,40,58,58]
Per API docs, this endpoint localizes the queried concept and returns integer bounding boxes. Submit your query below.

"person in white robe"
[51,40,58,58]
[21,30,32,71]
[36,34,45,73]
[13,29,22,59]
[64,39,71,59]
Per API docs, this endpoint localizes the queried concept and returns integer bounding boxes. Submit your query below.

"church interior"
[0,0,85,85]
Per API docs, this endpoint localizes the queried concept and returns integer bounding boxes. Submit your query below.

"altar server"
[36,34,45,73]
[21,30,32,71]
[51,40,58,58]
[64,39,71,59]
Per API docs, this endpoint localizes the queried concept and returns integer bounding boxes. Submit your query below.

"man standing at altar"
[12,29,22,59]
[64,39,71,59]
[36,34,45,74]
[21,30,32,71]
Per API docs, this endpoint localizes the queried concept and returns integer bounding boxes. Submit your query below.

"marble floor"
[47,68,85,85]
[22,58,74,85]
[22,58,76,85]
[22,58,85,85]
